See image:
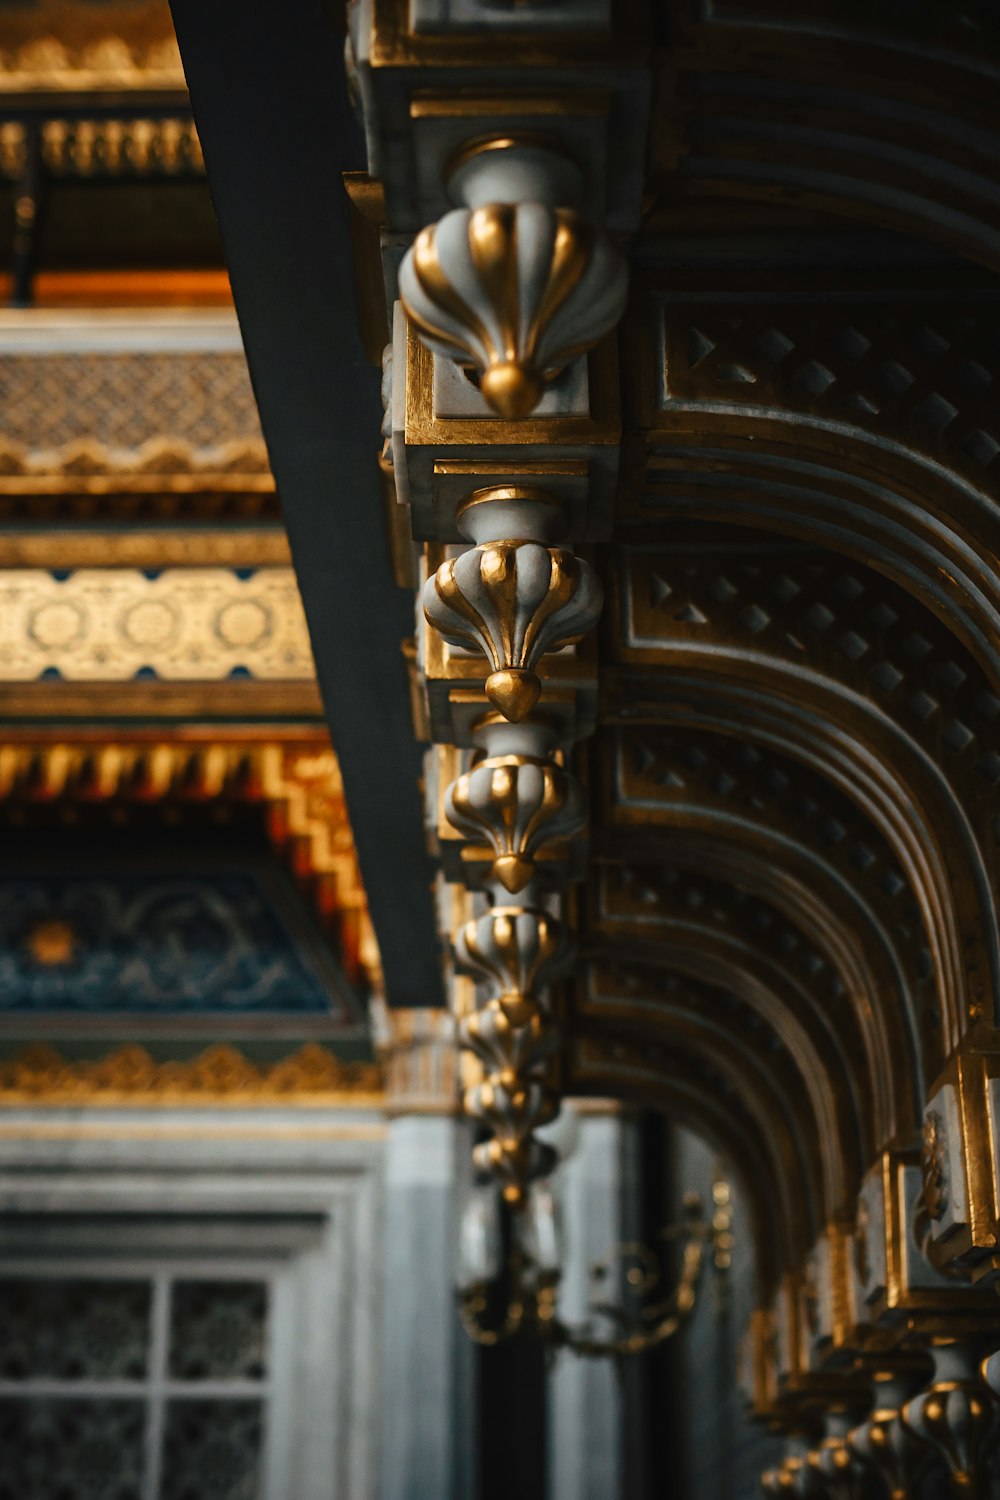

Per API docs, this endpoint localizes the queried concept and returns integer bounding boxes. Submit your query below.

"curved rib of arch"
[579,963,825,1236]
[586,920,860,1213]
[607,658,998,1053]
[640,412,1000,692]
[659,34,1000,270]
[570,1027,799,1285]
[601,815,924,1139]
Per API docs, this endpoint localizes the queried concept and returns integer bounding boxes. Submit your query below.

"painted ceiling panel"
[0,865,350,1016]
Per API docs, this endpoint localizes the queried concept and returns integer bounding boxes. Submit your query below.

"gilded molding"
[0,1042,383,1105]
[0,438,270,494]
[0,530,291,570]
[0,3,185,94]
[423,531,602,721]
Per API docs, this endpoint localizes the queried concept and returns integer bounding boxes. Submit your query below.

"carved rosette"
[423,540,602,722]
[921,1109,950,1221]
[445,753,586,893]
[399,202,627,418]
[901,1343,996,1495]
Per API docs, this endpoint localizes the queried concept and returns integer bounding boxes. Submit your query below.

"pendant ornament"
[445,753,586,893]
[399,203,626,419]
[456,904,573,998]
[424,540,602,721]
[901,1343,996,1495]
[850,1377,930,1500]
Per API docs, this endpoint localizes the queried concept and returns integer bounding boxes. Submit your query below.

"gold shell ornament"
[398,202,628,419]
[423,541,602,722]
[455,904,573,999]
[465,1074,560,1205]
[460,996,559,1093]
[849,1376,929,1500]
[445,754,586,893]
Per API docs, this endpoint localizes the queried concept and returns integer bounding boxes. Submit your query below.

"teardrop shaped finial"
[479,362,546,420]
[485,668,541,723]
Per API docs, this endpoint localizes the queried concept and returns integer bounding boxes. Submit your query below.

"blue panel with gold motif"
[0,870,345,1015]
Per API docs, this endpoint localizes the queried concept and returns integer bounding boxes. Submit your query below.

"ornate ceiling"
[0,3,385,1104]
[5,0,1000,1488]
[167,0,1000,1486]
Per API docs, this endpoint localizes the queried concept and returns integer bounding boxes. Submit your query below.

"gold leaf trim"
[0,436,271,488]
[0,6,185,94]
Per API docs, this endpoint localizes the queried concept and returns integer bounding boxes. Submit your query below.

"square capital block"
[920,1039,1000,1283]
[390,307,620,544]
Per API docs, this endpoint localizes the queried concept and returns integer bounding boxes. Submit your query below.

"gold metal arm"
[458,1178,732,1360]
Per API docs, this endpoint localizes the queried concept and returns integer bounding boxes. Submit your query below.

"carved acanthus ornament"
[446,748,586,895]
[424,538,602,722]
[806,1410,866,1500]
[761,1442,812,1498]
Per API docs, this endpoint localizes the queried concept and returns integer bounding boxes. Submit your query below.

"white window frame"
[0,1106,385,1500]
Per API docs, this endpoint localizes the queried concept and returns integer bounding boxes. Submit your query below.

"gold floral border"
[0,1042,384,1106]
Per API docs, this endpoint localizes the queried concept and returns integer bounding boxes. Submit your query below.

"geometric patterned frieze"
[0,568,314,680]
[0,869,346,1015]
[615,542,1000,806]
[0,333,270,498]
[0,347,258,453]
[648,296,1000,482]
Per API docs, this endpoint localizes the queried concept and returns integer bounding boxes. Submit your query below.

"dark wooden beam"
[170,0,444,1007]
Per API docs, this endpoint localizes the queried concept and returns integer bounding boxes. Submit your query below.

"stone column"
[377,1009,476,1500]
[547,1105,639,1500]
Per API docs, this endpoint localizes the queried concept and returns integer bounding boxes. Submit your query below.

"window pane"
[0,1398,145,1500]
[168,1281,268,1380]
[0,1280,150,1380]
[161,1400,263,1500]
